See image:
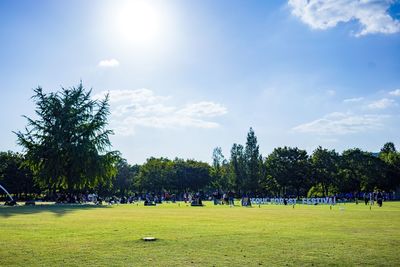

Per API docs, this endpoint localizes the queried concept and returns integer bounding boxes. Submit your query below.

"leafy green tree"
[136,157,211,193]
[113,157,140,196]
[182,159,211,192]
[338,149,362,193]
[210,147,233,190]
[230,143,246,193]
[135,157,172,192]
[339,148,384,193]
[260,173,280,196]
[310,146,340,196]
[381,142,396,154]
[171,158,188,192]
[0,151,37,199]
[379,142,400,191]
[170,158,211,192]
[211,147,225,178]
[15,83,119,194]
[265,146,310,197]
[229,128,264,194]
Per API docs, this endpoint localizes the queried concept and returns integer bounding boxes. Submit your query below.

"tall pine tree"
[15,83,119,194]
[244,127,263,194]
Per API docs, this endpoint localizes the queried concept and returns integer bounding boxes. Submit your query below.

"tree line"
[1,84,399,200]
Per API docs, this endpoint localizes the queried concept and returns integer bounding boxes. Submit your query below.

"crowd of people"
[362,191,385,207]
[211,190,235,206]
[3,189,396,208]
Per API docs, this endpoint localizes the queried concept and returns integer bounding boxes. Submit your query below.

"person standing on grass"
[217,191,221,205]
[364,192,369,205]
[369,192,374,206]
[228,190,234,207]
[377,191,383,207]
[213,190,218,205]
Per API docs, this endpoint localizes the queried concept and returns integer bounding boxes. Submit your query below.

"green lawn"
[1,201,399,266]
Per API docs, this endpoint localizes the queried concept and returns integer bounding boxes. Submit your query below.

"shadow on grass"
[0,203,110,218]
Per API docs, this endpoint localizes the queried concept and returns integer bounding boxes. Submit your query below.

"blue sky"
[1,0,399,164]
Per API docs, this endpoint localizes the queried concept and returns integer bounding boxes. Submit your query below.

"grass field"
[1,201,399,266]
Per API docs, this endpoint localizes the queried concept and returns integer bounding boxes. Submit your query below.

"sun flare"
[114,1,162,44]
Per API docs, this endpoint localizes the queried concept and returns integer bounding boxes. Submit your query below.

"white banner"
[250,198,296,205]
[301,197,336,205]
[249,197,336,205]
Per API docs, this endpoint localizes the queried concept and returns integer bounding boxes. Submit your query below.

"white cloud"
[389,89,400,96]
[326,89,336,96]
[368,98,396,109]
[292,112,388,135]
[343,97,364,103]
[103,89,169,105]
[95,89,227,136]
[288,0,400,36]
[98,58,120,68]
[177,102,228,118]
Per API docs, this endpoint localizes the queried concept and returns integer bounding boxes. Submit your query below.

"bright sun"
[114,1,162,44]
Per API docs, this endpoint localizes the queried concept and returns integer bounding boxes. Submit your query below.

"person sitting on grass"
[191,192,203,206]
[241,194,251,207]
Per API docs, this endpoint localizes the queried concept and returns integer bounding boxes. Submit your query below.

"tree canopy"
[15,83,118,193]
[2,95,399,200]
[310,146,340,196]
[135,157,211,193]
[265,146,310,197]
